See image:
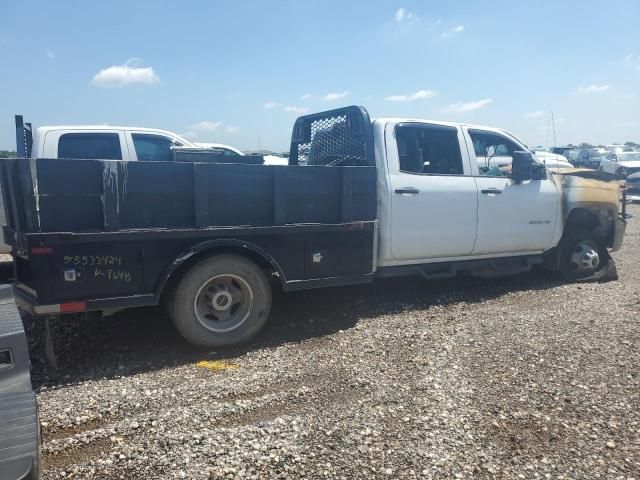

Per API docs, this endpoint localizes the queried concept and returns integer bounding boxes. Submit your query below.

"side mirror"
[512,150,534,182]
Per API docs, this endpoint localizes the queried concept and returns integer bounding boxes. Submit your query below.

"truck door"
[386,122,478,261]
[465,128,558,255]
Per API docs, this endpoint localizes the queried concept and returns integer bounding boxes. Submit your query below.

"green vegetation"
[0,151,17,158]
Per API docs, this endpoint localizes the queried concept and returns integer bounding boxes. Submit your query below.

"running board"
[376,255,542,280]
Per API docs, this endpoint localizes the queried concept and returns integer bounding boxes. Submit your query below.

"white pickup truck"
[4,106,627,347]
[361,114,625,281]
[0,120,248,253]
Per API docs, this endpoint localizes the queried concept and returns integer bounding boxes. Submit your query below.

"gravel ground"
[22,205,640,479]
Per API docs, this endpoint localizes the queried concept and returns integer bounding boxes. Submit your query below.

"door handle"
[395,187,420,195]
[481,188,503,195]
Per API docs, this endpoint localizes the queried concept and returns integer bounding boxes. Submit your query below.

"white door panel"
[385,122,478,262]
[390,174,478,259]
[473,176,558,255]
[464,127,559,255]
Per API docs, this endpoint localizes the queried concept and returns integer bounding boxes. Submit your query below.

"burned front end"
[555,169,627,252]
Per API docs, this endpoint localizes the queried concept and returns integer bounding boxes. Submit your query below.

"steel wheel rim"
[569,240,600,274]
[194,274,254,333]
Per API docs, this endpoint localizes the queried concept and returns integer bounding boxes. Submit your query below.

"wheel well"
[159,244,284,302]
[565,207,615,246]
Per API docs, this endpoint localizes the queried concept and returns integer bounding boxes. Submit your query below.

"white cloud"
[385,89,436,102]
[92,58,159,87]
[440,25,465,38]
[190,121,223,132]
[264,101,282,110]
[300,93,312,100]
[574,84,611,94]
[322,91,350,101]
[525,110,544,119]
[444,98,493,113]
[45,50,55,59]
[394,7,419,23]
[283,105,309,114]
[180,131,198,140]
[226,126,239,133]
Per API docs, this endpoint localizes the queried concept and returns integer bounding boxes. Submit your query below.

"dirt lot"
[26,205,640,479]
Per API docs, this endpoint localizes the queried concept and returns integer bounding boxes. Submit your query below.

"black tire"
[557,229,616,282]
[615,167,627,180]
[167,254,272,348]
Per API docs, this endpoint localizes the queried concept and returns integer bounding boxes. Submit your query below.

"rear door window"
[57,133,122,160]
[395,124,464,175]
[132,134,177,161]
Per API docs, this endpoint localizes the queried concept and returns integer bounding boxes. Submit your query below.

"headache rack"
[290,106,374,167]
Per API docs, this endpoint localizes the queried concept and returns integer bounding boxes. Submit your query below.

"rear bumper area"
[0,286,40,480]
[12,285,157,316]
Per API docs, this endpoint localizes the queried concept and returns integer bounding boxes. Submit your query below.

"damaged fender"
[552,168,626,252]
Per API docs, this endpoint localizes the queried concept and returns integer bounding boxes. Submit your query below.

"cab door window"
[132,134,180,161]
[468,130,522,176]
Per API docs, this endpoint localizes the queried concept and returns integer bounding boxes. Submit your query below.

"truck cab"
[373,119,562,264]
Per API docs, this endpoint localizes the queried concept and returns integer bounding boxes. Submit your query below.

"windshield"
[620,153,640,161]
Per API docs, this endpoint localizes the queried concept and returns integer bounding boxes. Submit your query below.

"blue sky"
[1,0,639,152]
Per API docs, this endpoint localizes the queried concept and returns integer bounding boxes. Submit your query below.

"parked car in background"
[195,143,288,165]
[627,171,640,202]
[0,117,266,254]
[0,122,198,254]
[600,151,640,178]
[551,146,575,157]
[567,148,607,169]
[193,142,244,156]
[531,150,573,169]
[604,144,634,153]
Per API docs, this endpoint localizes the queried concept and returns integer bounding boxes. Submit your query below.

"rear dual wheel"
[167,254,272,348]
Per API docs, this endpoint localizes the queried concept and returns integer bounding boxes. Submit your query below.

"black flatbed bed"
[1,106,378,315]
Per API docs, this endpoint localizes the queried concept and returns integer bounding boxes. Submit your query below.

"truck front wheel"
[168,254,272,347]
[557,229,616,282]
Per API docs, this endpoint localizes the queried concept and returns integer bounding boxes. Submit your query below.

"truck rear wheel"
[557,229,616,282]
[168,254,272,347]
